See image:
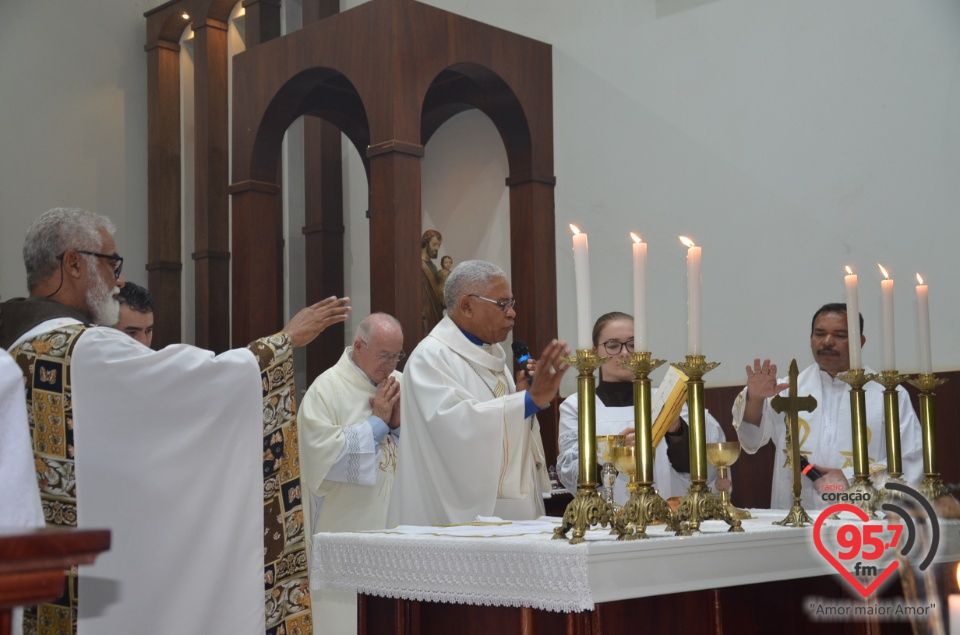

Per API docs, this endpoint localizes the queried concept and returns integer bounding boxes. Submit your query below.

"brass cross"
[771,359,817,500]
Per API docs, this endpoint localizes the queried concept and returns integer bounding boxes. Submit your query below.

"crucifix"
[772,359,818,527]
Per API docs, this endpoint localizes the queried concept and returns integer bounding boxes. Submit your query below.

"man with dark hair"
[114,281,154,347]
[732,302,923,509]
[0,207,350,635]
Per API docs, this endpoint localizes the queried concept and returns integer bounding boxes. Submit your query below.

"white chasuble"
[557,396,724,503]
[733,363,923,510]
[389,316,551,526]
[299,347,400,635]
[0,347,43,528]
[9,321,306,635]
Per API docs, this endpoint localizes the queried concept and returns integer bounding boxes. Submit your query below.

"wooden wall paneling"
[242,0,281,45]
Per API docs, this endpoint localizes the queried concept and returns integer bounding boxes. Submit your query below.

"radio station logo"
[812,483,939,599]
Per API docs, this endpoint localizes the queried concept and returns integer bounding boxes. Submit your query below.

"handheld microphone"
[799,455,825,482]
[511,340,534,385]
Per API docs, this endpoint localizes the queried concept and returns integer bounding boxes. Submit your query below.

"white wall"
[3,0,959,389]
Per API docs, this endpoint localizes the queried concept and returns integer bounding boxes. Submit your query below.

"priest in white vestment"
[389,260,571,526]
[299,313,403,634]
[0,208,350,635]
[733,303,923,510]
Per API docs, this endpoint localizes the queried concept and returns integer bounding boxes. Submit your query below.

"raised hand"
[282,297,351,348]
[528,339,572,408]
[744,358,789,401]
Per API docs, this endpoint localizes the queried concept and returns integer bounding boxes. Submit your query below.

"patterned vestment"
[13,327,311,635]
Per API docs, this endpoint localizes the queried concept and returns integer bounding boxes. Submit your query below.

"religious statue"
[420,230,445,333]
[436,255,454,300]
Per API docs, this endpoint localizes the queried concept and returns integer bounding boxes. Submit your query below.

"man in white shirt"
[733,303,922,510]
[298,312,403,634]
[389,260,570,525]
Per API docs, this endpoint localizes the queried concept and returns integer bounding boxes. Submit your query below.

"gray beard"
[86,269,120,326]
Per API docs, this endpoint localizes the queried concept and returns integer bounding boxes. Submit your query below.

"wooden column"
[144,38,183,348]
[230,181,283,347]
[367,141,423,343]
[242,0,281,46]
[303,0,345,382]
[191,17,230,352]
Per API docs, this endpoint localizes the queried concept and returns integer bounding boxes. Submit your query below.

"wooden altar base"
[360,571,939,635]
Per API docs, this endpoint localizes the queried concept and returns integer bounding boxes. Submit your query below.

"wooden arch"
[230,0,558,361]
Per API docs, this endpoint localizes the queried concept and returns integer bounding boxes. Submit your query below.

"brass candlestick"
[672,355,742,535]
[906,373,950,502]
[772,359,816,527]
[553,349,614,544]
[869,370,911,503]
[837,368,880,516]
[614,352,678,539]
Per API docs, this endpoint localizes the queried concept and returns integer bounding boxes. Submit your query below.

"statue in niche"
[420,229,444,334]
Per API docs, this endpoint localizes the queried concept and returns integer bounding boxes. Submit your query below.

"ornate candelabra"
[672,355,742,535]
[837,368,880,516]
[615,351,678,539]
[869,370,911,503]
[553,349,614,544]
[907,373,950,502]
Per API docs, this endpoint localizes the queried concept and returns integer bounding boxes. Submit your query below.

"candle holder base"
[553,485,615,544]
[919,475,950,502]
[774,496,813,527]
[616,484,678,540]
[846,476,881,518]
[674,482,743,535]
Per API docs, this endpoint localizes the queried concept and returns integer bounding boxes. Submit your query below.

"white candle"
[631,232,647,352]
[570,224,593,350]
[844,266,862,370]
[680,236,701,356]
[950,564,960,635]
[916,273,932,375]
[878,264,895,371]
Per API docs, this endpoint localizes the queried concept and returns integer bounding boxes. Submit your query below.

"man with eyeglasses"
[298,312,404,634]
[389,260,571,525]
[0,208,351,635]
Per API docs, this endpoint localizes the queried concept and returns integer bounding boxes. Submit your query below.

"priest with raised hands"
[389,259,570,526]
[0,207,351,635]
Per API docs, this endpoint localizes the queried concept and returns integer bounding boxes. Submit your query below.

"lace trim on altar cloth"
[311,518,592,613]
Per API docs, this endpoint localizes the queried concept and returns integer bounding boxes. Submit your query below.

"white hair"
[444,260,506,311]
[23,208,116,291]
[354,312,403,342]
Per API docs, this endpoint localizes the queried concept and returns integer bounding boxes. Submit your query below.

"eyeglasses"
[601,339,634,355]
[60,250,124,279]
[468,294,516,314]
[375,352,406,363]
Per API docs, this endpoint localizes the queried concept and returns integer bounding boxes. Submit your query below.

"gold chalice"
[705,442,752,520]
[596,435,619,504]
[610,435,638,493]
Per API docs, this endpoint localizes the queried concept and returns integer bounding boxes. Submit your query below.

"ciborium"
[706,442,752,520]
[610,435,637,492]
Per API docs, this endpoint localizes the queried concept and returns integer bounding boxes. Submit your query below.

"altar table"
[311,511,960,635]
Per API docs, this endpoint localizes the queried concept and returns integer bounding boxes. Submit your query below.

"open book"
[650,365,689,448]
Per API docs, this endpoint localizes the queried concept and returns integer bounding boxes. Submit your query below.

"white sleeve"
[556,395,580,494]
[323,420,380,486]
[732,385,779,454]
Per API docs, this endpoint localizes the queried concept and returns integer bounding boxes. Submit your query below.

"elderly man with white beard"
[0,208,351,635]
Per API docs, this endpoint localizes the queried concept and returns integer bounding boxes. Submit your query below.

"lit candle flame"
[630,232,642,244]
[917,273,925,285]
[569,224,581,236]
[679,236,695,248]
[182,11,190,19]
[845,265,854,275]
[878,263,890,280]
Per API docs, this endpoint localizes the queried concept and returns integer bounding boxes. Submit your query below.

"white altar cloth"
[310,510,960,613]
